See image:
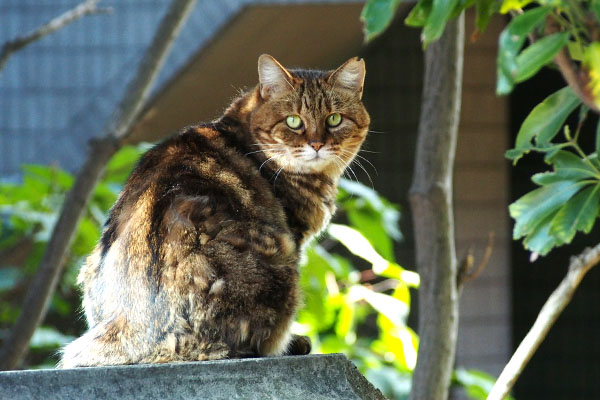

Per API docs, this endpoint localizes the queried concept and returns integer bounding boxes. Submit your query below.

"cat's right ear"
[258,54,295,100]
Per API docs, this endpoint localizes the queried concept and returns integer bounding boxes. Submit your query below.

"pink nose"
[310,141,324,151]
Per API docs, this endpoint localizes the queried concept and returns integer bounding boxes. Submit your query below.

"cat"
[58,54,370,368]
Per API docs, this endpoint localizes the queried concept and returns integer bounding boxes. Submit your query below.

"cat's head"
[249,54,370,175]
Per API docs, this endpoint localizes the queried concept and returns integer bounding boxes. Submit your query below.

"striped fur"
[59,55,369,368]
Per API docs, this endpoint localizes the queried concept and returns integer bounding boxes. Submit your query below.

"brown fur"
[59,55,370,368]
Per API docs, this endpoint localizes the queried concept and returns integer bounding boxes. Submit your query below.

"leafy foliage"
[362,0,600,258]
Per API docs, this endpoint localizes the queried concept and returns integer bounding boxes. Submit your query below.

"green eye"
[326,113,342,127]
[286,115,303,129]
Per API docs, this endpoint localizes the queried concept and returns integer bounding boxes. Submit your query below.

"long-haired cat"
[59,54,370,368]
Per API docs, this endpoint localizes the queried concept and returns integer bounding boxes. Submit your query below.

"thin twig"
[457,232,494,289]
[0,0,198,371]
[0,0,111,74]
[488,242,600,400]
[545,16,600,112]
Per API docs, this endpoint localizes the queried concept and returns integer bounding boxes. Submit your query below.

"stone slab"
[0,353,385,400]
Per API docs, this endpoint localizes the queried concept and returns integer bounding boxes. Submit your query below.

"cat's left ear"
[258,54,295,100]
[328,57,366,99]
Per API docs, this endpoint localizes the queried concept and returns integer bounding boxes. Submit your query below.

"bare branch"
[0,0,111,74]
[0,0,198,370]
[488,243,600,400]
[408,13,464,400]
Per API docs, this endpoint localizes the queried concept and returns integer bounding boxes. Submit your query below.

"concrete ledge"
[0,354,385,399]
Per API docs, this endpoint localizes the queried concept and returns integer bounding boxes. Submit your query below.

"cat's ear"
[328,57,366,99]
[258,54,295,100]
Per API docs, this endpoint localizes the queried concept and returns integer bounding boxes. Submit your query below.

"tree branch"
[408,13,464,400]
[0,0,198,370]
[545,16,600,113]
[488,243,600,400]
[0,0,111,74]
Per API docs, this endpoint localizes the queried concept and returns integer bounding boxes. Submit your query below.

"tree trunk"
[0,0,198,370]
[408,13,464,400]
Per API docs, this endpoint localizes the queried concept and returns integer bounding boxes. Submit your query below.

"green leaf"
[514,32,569,83]
[592,0,600,22]
[568,41,585,62]
[361,0,403,42]
[475,0,500,33]
[532,151,599,184]
[596,119,600,157]
[583,42,600,108]
[513,87,580,154]
[405,0,432,27]
[549,184,600,243]
[454,369,515,400]
[338,179,402,241]
[510,180,585,239]
[522,213,557,255]
[104,145,146,184]
[497,7,550,95]
[422,0,460,46]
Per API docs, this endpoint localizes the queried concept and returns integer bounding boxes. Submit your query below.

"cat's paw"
[287,334,311,356]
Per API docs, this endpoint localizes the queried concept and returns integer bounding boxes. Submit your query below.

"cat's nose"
[309,141,324,151]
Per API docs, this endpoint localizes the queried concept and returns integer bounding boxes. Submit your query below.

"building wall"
[359,9,511,383]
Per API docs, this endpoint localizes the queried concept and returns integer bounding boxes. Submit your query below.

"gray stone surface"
[0,353,385,399]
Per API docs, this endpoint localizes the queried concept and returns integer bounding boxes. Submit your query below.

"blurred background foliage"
[0,145,497,399]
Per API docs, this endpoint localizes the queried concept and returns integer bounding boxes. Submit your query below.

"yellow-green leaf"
[499,0,532,13]
[583,42,600,108]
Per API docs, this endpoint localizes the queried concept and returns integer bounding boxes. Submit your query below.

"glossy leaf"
[475,0,500,33]
[583,42,600,108]
[361,0,404,42]
[510,180,585,240]
[405,0,432,27]
[422,0,460,46]
[531,151,599,184]
[514,32,569,83]
[549,184,600,244]
[497,7,550,95]
[511,87,580,160]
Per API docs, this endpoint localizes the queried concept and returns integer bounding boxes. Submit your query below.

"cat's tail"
[58,315,148,368]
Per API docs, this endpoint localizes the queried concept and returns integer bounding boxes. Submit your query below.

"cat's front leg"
[287,334,311,356]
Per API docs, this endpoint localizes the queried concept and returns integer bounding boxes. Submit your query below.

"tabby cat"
[59,54,370,368]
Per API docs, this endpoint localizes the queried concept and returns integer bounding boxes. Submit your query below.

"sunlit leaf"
[328,223,389,268]
[499,0,532,13]
[583,42,600,108]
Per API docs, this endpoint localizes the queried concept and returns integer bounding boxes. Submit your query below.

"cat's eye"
[326,113,342,127]
[286,115,303,129]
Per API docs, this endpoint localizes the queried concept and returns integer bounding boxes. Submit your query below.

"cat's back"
[80,124,293,302]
